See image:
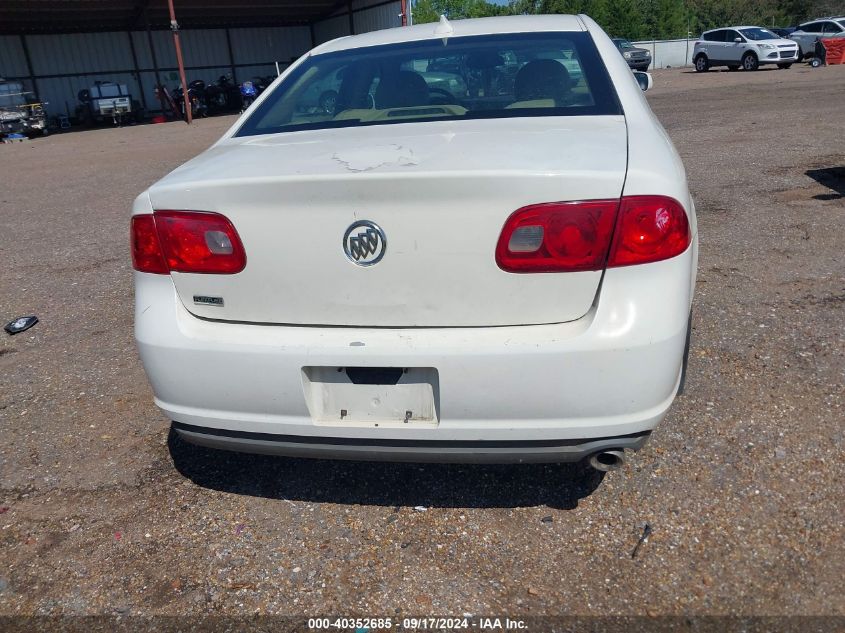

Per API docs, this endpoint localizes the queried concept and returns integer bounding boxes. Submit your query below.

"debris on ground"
[4,315,38,335]
[631,523,653,559]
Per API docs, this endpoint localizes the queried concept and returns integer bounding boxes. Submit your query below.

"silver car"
[790,17,845,58]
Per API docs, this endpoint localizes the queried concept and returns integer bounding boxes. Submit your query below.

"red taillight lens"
[496,200,618,272]
[131,214,168,274]
[607,196,690,267]
[496,196,690,273]
[130,211,246,275]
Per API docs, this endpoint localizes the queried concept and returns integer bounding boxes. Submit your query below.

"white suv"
[694,26,800,71]
[790,17,845,59]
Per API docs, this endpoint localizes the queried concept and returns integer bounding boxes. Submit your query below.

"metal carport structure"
[0,0,404,119]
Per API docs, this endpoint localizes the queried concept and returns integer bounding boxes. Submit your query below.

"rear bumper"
[173,421,651,463]
[135,243,696,463]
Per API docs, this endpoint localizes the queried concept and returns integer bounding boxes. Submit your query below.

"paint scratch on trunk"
[333,144,419,172]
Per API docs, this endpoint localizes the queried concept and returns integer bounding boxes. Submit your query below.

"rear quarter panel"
[581,14,698,303]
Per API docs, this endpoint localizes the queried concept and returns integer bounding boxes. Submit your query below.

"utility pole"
[167,0,192,124]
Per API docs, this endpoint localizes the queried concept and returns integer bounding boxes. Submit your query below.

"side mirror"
[633,71,653,92]
[734,37,743,43]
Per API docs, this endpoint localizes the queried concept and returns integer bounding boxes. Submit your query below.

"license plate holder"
[302,367,439,427]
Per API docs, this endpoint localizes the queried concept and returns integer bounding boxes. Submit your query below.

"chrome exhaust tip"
[588,449,625,472]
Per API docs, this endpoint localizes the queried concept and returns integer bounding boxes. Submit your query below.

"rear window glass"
[235,32,621,137]
[703,31,724,42]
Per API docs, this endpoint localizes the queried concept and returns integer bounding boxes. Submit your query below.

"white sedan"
[132,14,697,469]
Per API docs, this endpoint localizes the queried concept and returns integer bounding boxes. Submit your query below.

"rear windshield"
[235,32,621,137]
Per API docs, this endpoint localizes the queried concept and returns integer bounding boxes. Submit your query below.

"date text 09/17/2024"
[306,617,528,631]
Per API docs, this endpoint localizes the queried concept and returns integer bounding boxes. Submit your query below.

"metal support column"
[145,11,167,114]
[19,34,40,103]
[224,27,237,83]
[126,31,148,111]
[347,0,355,35]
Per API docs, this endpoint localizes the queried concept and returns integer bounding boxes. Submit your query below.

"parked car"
[131,15,696,469]
[295,68,344,114]
[694,26,800,71]
[790,17,845,59]
[0,78,48,138]
[612,38,652,70]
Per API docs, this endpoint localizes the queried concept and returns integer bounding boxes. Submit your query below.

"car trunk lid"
[147,116,628,327]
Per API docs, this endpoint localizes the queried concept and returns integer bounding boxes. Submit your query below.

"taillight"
[496,196,689,273]
[131,214,168,274]
[496,200,618,272]
[130,211,246,275]
[607,196,690,267]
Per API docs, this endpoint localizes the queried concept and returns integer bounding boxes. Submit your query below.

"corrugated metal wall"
[0,36,32,77]
[23,32,139,117]
[314,0,402,45]
[0,1,401,120]
[314,15,351,45]
[230,27,312,66]
[354,0,403,35]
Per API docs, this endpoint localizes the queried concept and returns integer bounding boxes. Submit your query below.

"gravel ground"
[1,65,843,623]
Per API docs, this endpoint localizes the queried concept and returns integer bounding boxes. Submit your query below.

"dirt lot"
[1,64,843,624]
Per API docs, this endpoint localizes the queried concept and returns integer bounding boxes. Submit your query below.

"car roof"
[800,17,845,24]
[312,14,586,56]
[704,26,770,31]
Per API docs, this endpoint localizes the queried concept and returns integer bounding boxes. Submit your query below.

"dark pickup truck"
[612,38,652,71]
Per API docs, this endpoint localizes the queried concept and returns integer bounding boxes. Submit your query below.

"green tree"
[509,0,641,36]
[413,0,506,23]
[603,0,646,38]
[505,0,838,38]
[541,0,588,12]
[508,0,544,13]
[584,0,612,28]
[641,0,687,39]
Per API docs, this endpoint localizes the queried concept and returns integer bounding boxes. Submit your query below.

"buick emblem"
[343,220,386,266]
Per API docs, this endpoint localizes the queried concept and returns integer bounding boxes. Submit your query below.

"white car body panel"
[148,116,627,327]
[133,14,698,463]
[134,244,693,452]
